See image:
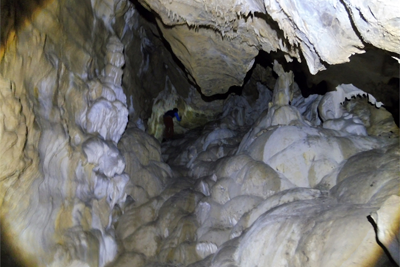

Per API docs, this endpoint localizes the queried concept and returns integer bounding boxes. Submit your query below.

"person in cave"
[163,108,181,140]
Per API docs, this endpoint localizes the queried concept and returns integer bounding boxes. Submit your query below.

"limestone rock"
[123,223,160,257]
[370,195,400,265]
[110,252,146,267]
[138,0,399,94]
[341,0,400,54]
[224,201,388,267]
[331,144,400,205]
[0,76,28,181]
[0,0,399,266]
[156,21,258,96]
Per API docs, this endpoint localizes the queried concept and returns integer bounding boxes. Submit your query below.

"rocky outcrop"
[0,0,399,266]
[138,0,400,95]
[108,64,399,267]
[0,0,130,266]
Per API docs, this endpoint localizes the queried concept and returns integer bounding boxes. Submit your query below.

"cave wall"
[0,0,130,265]
[0,0,399,266]
[116,0,192,127]
[138,0,400,96]
[0,0,227,264]
[135,63,399,267]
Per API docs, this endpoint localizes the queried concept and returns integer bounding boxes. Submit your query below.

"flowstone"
[0,0,399,266]
[110,63,399,267]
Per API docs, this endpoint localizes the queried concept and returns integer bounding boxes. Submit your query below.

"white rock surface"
[152,70,397,267]
[0,0,399,267]
[139,0,400,94]
[370,195,400,265]
[0,1,130,266]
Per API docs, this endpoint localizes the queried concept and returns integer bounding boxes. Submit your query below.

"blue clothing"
[164,110,181,121]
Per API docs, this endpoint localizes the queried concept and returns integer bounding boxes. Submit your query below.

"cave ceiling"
[135,0,400,97]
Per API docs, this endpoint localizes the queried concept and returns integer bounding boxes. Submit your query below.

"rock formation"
[0,0,399,266]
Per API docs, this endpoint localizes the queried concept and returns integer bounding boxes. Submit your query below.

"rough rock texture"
[0,0,399,266]
[139,0,400,95]
[1,0,130,266]
[115,0,228,136]
[109,63,397,267]
[155,21,259,96]
[117,1,194,127]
